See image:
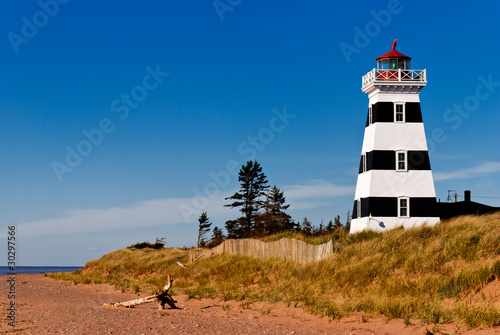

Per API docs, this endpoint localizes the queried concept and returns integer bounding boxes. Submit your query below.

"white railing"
[362,69,426,88]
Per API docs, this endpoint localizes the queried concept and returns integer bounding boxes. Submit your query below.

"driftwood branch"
[104,274,177,310]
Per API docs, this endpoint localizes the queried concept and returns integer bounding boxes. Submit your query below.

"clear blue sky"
[1,0,499,265]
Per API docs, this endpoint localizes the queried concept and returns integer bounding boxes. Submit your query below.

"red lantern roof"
[375,39,411,61]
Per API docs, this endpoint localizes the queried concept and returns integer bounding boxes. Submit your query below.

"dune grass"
[49,213,500,327]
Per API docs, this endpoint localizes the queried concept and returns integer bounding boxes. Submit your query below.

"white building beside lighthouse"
[350,40,440,233]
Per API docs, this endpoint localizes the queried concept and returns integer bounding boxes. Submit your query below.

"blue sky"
[1,0,499,266]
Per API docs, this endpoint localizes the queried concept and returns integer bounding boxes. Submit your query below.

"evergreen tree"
[333,215,342,230]
[345,210,351,231]
[256,185,292,235]
[326,220,334,232]
[197,211,212,247]
[301,217,313,235]
[288,219,300,232]
[224,218,244,239]
[317,220,324,235]
[225,161,269,237]
[207,226,225,248]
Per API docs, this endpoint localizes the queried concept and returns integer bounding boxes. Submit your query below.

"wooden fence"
[188,238,334,264]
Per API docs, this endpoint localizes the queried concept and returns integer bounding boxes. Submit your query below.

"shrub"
[127,241,164,249]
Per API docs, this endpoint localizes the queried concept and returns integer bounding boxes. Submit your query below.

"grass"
[49,213,500,328]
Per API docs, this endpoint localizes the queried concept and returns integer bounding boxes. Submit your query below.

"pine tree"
[225,218,244,239]
[207,226,225,248]
[345,210,351,231]
[317,220,324,235]
[334,215,342,230]
[225,161,269,237]
[197,211,212,247]
[255,185,292,235]
[301,217,312,235]
[326,220,334,232]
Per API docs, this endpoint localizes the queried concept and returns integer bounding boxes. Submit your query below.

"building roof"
[376,39,411,61]
[436,190,500,220]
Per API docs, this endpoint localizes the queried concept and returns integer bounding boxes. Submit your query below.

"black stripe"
[366,102,423,126]
[405,102,423,122]
[352,197,437,219]
[359,150,431,173]
[408,151,431,170]
[362,197,397,217]
[373,102,393,123]
[410,198,438,217]
[367,150,395,170]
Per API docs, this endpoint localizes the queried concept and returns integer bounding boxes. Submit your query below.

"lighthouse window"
[368,106,373,125]
[398,197,409,217]
[396,151,407,171]
[357,199,361,218]
[395,104,405,122]
[362,154,367,172]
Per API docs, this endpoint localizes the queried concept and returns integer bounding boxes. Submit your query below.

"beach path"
[0,274,496,334]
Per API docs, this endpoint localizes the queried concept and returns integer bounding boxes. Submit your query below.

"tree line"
[197,160,350,248]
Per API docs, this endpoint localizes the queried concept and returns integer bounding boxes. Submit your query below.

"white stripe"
[368,87,424,103]
[354,170,437,198]
[350,216,440,233]
[361,123,429,152]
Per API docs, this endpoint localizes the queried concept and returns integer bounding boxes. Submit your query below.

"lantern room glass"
[377,58,410,70]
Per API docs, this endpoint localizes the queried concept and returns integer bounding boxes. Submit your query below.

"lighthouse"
[350,40,440,233]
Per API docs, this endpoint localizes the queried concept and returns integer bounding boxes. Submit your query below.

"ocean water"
[0,266,82,277]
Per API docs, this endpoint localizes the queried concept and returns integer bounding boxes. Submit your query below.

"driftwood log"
[104,274,177,310]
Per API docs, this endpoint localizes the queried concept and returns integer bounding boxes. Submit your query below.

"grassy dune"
[50,213,500,327]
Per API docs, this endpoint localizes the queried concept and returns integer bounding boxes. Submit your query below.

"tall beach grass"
[50,213,500,327]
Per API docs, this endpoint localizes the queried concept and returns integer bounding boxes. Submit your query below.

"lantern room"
[376,39,411,70]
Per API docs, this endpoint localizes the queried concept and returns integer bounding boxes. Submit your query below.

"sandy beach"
[0,274,497,334]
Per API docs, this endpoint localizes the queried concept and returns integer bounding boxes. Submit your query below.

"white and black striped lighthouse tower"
[350,40,440,233]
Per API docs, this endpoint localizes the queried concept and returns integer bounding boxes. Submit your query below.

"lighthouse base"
[350,216,440,234]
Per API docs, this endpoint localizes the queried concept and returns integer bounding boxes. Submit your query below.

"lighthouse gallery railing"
[362,69,426,88]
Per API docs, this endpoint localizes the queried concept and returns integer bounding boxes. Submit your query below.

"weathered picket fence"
[188,238,334,264]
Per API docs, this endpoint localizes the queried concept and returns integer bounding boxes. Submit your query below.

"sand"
[0,274,498,334]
